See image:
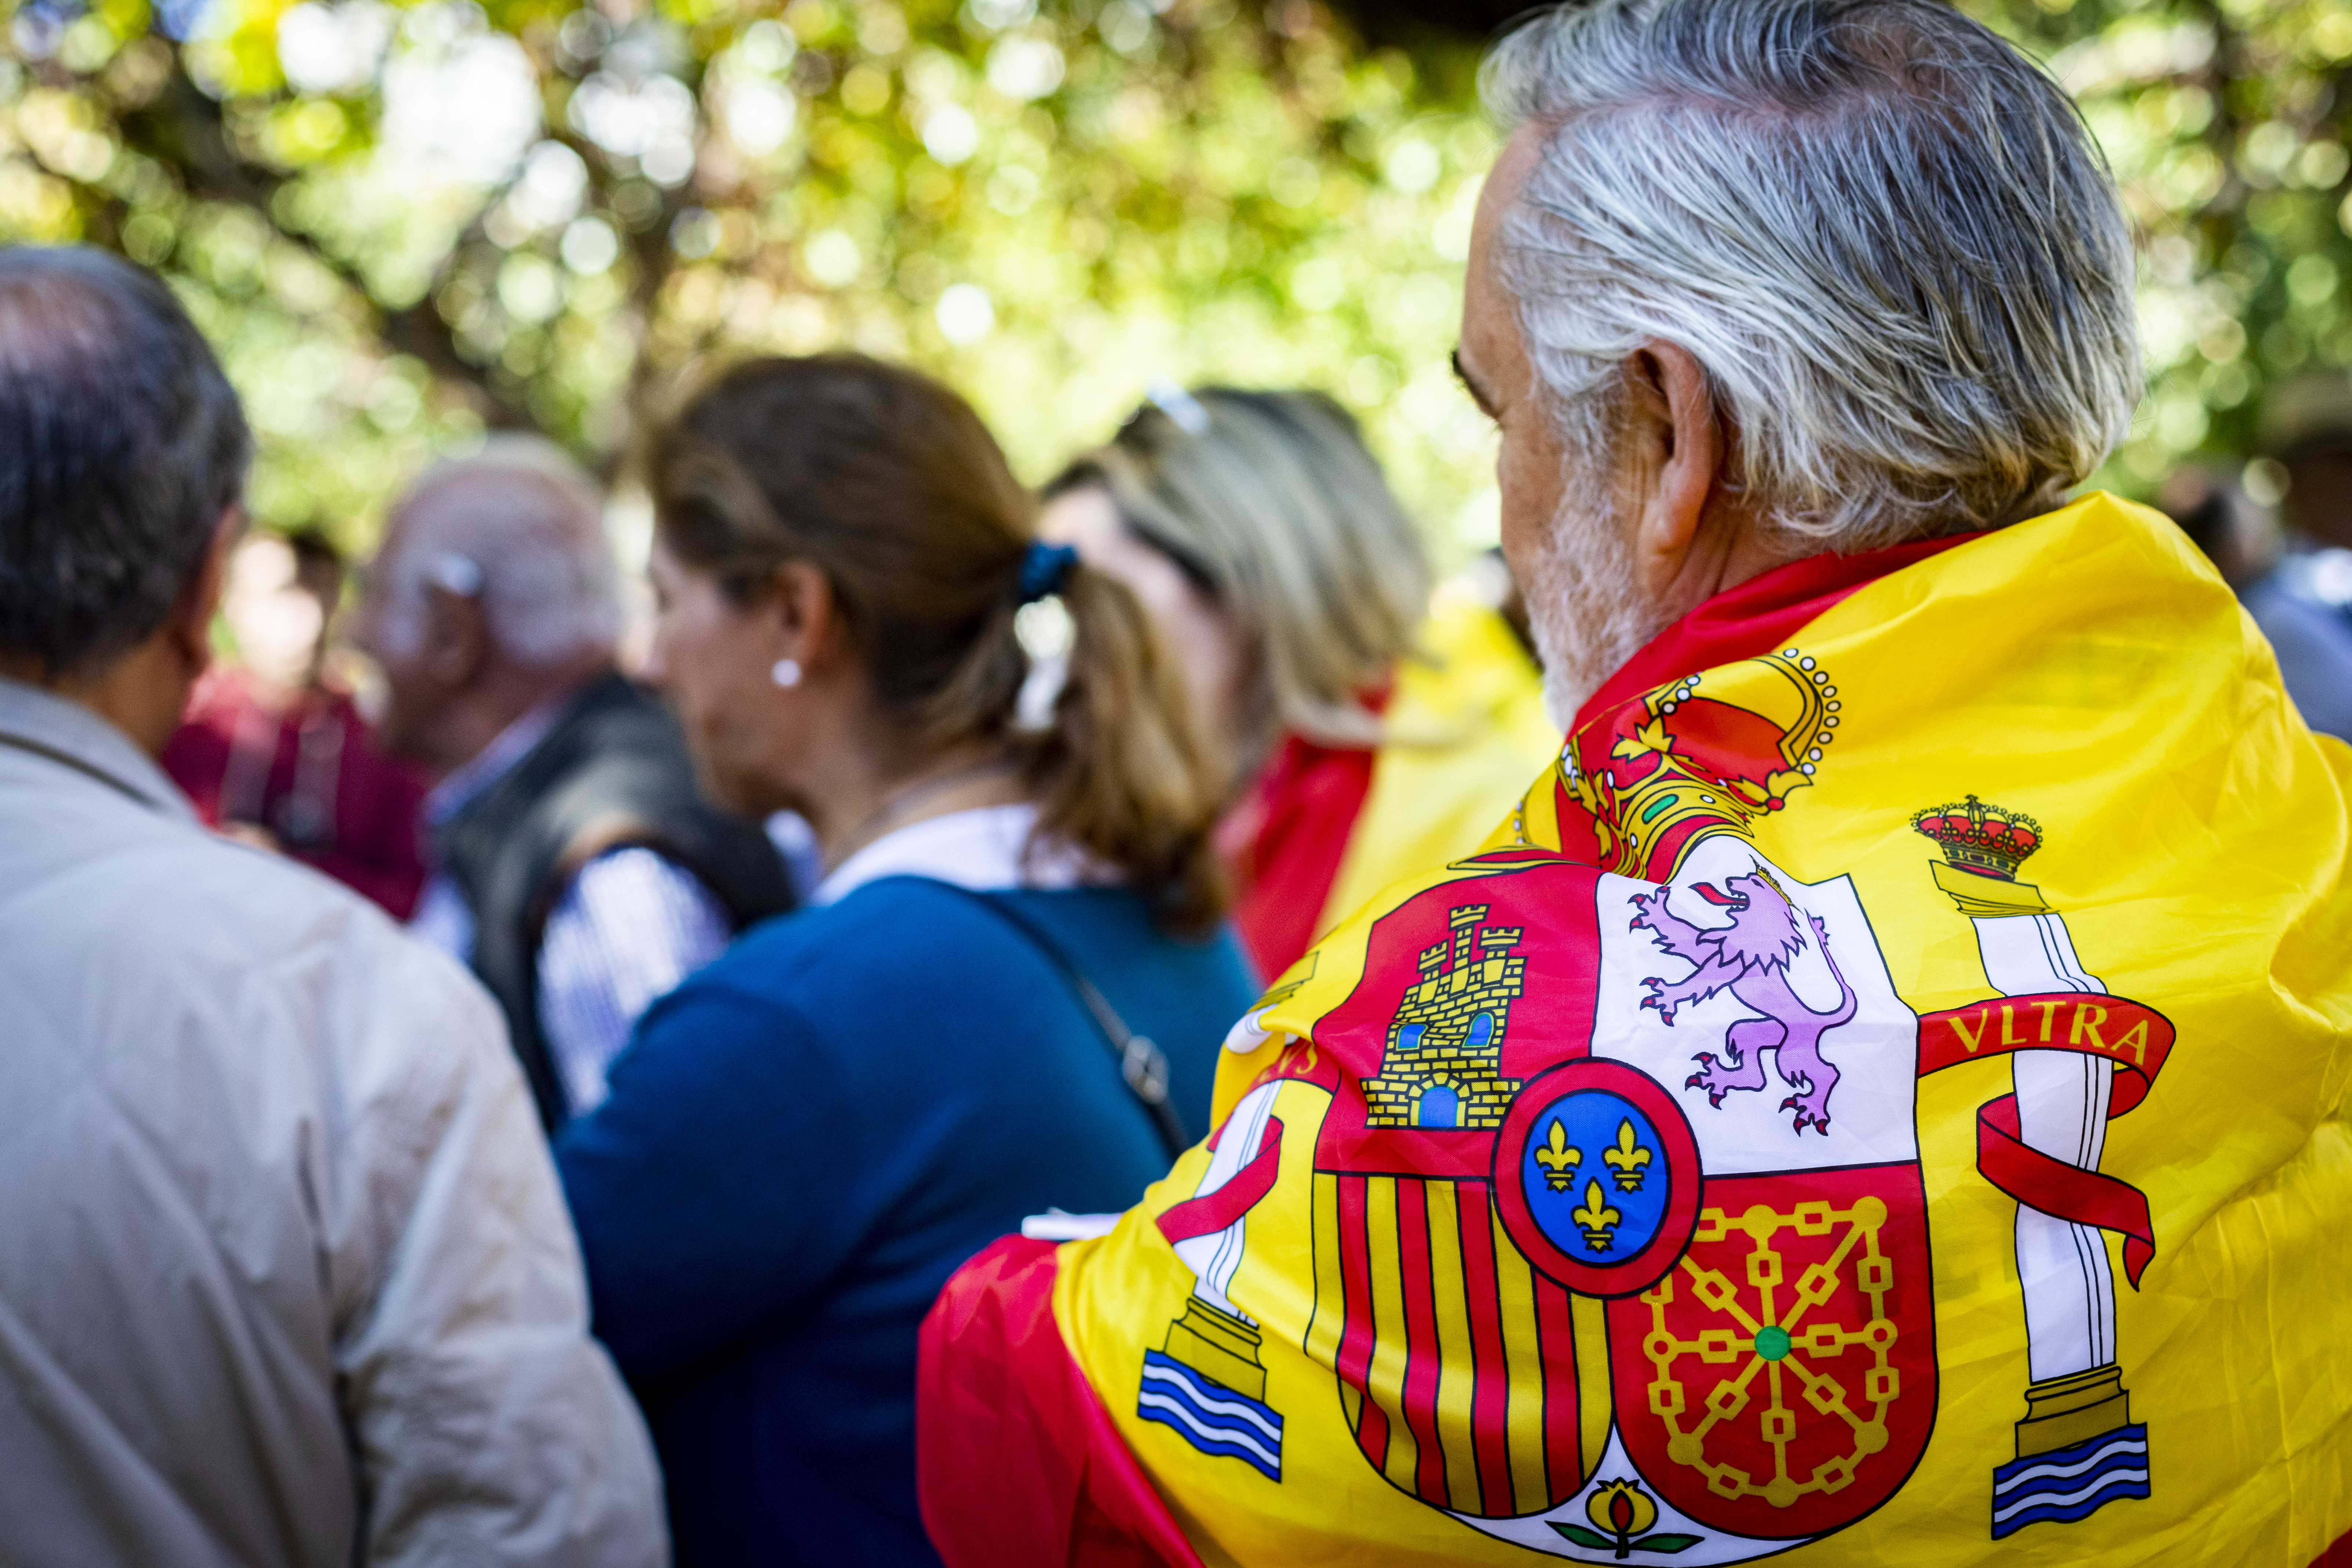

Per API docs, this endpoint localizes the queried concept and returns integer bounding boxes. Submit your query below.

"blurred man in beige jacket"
[0,247,665,1565]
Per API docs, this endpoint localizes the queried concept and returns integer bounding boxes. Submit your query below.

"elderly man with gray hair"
[914,3,2352,1564]
[0,247,666,1565]
[356,444,791,1130]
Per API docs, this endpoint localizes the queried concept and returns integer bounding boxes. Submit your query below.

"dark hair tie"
[1017,540,1078,604]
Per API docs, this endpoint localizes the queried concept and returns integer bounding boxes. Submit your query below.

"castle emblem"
[1361,903,1525,1129]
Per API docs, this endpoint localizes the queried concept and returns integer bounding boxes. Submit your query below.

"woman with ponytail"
[552,355,1254,1565]
[1044,387,1558,984]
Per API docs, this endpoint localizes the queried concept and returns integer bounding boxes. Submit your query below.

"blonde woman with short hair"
[1043,387,1558,980]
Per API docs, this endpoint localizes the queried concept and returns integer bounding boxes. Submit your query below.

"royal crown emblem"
[1912,795,2053,918]
[1912,795,2042,880]
[1561,648,1840,880]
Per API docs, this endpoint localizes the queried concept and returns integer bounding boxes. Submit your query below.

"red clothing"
[1216,729,1380,985]
[1220,597,1567,986]
[918,1235,1206,1568]
[162,667,429,918]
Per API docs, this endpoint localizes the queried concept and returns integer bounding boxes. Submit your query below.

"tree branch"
[112,61,545,434]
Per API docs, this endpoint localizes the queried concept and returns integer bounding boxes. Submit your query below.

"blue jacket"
[555,877,1258,1566]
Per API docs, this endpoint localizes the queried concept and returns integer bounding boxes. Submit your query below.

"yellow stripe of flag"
[1305,1174,1354,1430]
[1424,1180,1484,1515]
[1491,1205,1551,1514]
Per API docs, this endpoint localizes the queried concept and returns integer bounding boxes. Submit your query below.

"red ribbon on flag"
[1976,1095,2158,1287]
[1916,992,2173,1111]
[1916,992,2176,1288]
[1157,1117,1285,1246]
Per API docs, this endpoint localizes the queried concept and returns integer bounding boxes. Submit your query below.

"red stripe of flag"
[1455,1181,1515,1517]
[1394,1178,1450,1510]
[1533,1274,1581,1499]
[1334,1175,1387,1467]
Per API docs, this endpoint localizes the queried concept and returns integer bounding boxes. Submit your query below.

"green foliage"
[0,0,2337,556]
[1975,0,2352,487]
[0,0,1501,560]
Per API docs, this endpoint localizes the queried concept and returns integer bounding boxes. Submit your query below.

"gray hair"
[1480,0,2143,550]
[379,436,621,665]
[0,246,251,676]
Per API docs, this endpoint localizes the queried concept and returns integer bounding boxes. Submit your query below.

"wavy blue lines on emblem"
[1137,1351,1283,1481]
[1988,1424,2149,1538]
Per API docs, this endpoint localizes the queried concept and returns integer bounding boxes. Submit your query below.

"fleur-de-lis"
[1572,1179,1622,1252]
[1603,1118,1652,1193]
[1534,1120,1579,1192]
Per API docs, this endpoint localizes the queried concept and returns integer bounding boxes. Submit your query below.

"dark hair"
[651,354,1227,932]
[0,246,251,676]
[282,526,344,583]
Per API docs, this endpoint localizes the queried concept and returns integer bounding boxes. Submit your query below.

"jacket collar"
[420,677,601,829]
[0,676,195,819]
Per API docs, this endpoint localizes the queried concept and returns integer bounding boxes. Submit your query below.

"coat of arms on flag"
[1143,647,2176,1563]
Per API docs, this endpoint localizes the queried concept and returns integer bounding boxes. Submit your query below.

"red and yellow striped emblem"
[1308,1172,1583,1515]
[1288,855,1673,1518]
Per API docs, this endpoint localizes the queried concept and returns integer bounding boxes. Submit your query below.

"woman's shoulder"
[997,887,1259,998]
[685,875,1049,1004]
[697,879,1251,1003]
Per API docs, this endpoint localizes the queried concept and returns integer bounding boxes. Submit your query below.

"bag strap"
[924,881,1190,1164]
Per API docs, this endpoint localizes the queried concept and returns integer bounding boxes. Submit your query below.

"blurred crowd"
[2153,379,2352,741]
[165,375,1559,1137]
[2,1,2349,1564]
[0,241,1561,1563]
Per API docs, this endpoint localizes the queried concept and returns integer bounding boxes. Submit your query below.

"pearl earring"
[770,658,803,689]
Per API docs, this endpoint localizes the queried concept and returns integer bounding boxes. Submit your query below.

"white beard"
[1518,487,1671,730]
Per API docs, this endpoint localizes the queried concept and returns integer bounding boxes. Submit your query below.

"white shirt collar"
[0,676,194,820]
[810,802,1118,907]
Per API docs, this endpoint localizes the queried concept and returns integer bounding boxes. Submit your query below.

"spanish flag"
[920,494,2352,1566]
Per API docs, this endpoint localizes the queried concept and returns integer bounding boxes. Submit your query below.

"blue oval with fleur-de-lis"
[1517,1088,1672,1263]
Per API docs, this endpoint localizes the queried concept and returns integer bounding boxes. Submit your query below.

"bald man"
[355,441,792,1130]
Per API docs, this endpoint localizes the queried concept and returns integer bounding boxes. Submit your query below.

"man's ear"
[1626,341,1724,594]
[420,584,491,689]
[164,506,244,677]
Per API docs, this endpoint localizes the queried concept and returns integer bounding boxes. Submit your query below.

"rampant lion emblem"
[1629,868,1857,1134]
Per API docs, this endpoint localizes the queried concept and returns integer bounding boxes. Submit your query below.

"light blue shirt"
[534,846,730,1112]
[409,701,730,1117]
